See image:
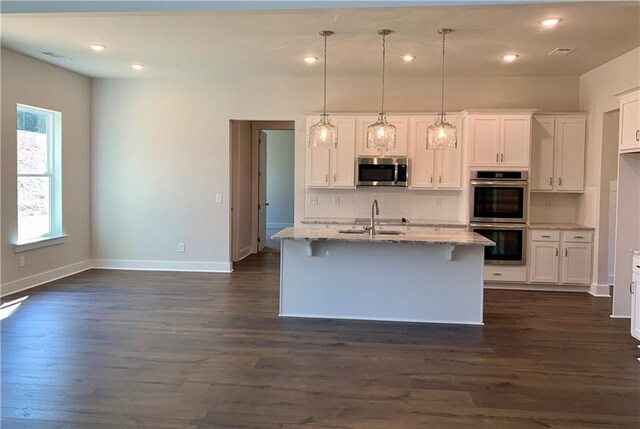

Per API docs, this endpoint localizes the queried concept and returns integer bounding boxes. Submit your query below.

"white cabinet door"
[531,118,555,191]
[619,91,640,153]
[561,243,592,285]
[500,115,531,168]
[436,144,462,190]
[306,116,330,187]
[555,118,586,192]
[383,116,409,156]
[468,115,500,167]
[631,257,640,340]
[356,116,408,157]
[408,116,436,189]
[529,241,560,283]
[330,117,357,188]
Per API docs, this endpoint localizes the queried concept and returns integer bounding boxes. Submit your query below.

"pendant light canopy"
[427,28,458,150]
[309,31,338,148]
[367,29,396,150]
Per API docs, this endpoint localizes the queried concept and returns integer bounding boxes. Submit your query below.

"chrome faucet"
[364,199,380,236]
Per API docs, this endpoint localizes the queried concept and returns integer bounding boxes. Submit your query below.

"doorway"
[600,109,620,290]
[229,120,295,262]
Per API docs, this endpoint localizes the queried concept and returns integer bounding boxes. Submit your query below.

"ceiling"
[1,2,639,79]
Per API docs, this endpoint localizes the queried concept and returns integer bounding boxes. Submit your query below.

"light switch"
[215,194,223,203]
[332,196,340,206]
[309,195,318,206]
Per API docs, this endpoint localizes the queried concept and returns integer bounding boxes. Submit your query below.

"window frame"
[15,103,63,246]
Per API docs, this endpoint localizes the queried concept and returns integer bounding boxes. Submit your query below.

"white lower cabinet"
[631,254,640,340]
[529,229,592,285]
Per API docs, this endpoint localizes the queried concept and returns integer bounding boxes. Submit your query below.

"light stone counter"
[301,217,466,228]
[529,223,595,231]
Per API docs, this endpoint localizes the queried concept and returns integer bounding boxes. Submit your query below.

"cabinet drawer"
[484,266,527,283]
[562,231,592,243]
[530,230,560,242]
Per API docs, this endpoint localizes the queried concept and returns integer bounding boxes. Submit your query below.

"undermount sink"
[377,230,405,235]
[338,229,405,236]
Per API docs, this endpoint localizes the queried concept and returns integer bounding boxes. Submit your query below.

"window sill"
[14,235,68,253]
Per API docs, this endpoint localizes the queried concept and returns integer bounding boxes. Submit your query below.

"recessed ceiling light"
[541,17,562,27]
[402,55,415,62]
[304,56,318,64]
[131,64,145,71]
[90,44,107,52]
[503,54,519,63]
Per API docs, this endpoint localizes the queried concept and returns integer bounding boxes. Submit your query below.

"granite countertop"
[301,217,467,228]
[529,223,595,231]
[272,227,495,246]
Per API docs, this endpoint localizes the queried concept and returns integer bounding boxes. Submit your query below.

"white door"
[408,116,436,189]
[500,115,531,167]
[258,131,267,252]
[530,118,555,191]
[561,243,592,285]
[468,115,500,167]
[529,241,560,283]
[619,92,640,152]
[383,116,409,156]
[330,117,357,188]
[555,118,586,192]
[306,116,330,188]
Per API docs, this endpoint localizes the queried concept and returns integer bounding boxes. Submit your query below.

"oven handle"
[470,223,527,230]
[470,180,528,187]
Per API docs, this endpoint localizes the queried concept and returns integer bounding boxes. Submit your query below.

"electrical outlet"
[309,195,318,206]
[435,198,442,208]
[545,199,553,210]
[178,243,186,253]
[19,256,25,268]
[332,196,340,206]
[215,194,223,203]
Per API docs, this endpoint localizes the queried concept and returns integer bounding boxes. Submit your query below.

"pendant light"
[309,30,338,148]
[427,28,457,149]
[367,29,396,149]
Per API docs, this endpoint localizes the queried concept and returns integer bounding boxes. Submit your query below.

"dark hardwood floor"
[2,253,639,428]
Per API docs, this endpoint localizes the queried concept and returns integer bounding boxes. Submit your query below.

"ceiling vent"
[548,47,576,56]
[40,51,71,61]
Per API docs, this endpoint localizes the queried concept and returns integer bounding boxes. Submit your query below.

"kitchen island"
[272,227,495,325]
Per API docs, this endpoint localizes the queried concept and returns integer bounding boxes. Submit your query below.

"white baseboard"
[588,283,611,297]
[267,222,293,229]
[1,260,93,298]
[485,282,590,293]
[91,259,232,273]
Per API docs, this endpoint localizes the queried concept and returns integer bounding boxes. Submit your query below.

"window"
[17,104,62,243]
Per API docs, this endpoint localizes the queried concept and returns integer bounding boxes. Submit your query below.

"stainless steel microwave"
[357,157,408,187]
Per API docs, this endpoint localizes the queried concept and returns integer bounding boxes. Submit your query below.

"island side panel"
[279,239,484,325]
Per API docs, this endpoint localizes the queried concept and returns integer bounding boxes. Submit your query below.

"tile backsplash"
[529,192,581,224]
[305,188,462,221]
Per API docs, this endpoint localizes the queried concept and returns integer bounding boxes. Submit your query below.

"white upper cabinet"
[408,116,462,190]
[531,118,555,191]
[555,117,586,192]
[357,116,409,157]
[306,115,357,188]
[618,87,640,153]
[531,115,586,193]
[467,111,533,168]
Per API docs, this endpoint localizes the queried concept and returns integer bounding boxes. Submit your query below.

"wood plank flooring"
[1,253,639,428]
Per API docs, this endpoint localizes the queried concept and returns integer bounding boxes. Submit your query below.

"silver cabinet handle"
[430,174,433,183]
[334,173,337,182]
[630,281,635,294]
[492,272,502,276]
[542,235,551,238]
[574,236,584,239]
[496,153,499,163]
[549,177,553,186]
[636,130,639,141]
[555,248,559,256]
[558,177,562,186]
[565,248,568,257]
[439,175,442,183]
[325,173,328,183]
[501,153,504,162]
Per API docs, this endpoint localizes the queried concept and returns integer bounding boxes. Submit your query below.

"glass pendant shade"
[367,113,396,149]
[427,113,457,149]
[309,114,338,148]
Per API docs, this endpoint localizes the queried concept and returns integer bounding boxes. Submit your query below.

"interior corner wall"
[578,46,640,290]
[0,48,92,295]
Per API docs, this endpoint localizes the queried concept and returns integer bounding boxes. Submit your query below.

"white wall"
[578,47,640,289]
[92,75,579,268]
[265,130,294,228]
[1,48,92,295]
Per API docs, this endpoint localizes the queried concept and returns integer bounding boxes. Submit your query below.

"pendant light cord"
[381,33,386,114]
[323,34,328,117]
[440,31,446,117]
